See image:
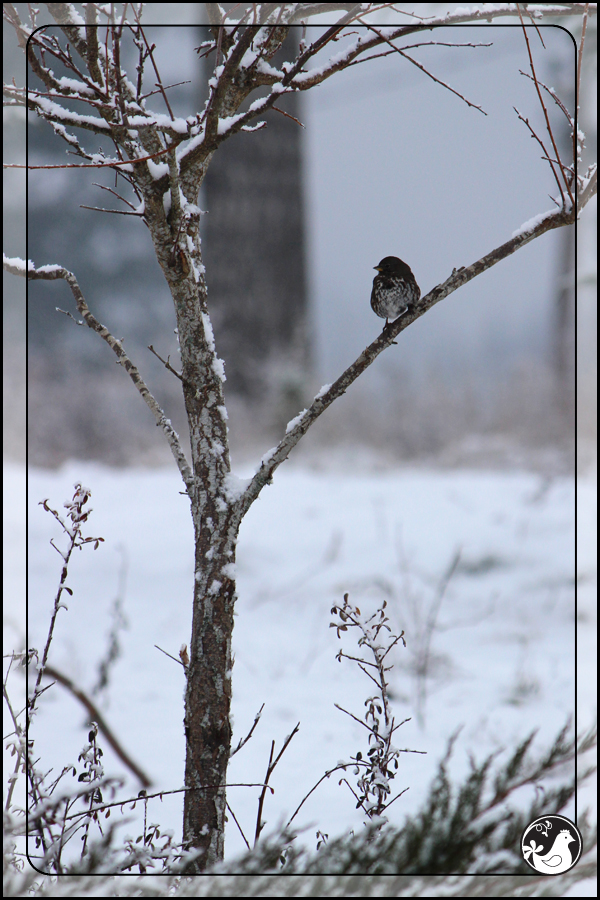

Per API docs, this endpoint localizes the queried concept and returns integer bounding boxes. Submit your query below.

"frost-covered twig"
[29,485,104,719]
[3,142,182,171]
[3,260,194,491]
[329,593,421,825]
[286,590,424,830]
[3,654,26,813]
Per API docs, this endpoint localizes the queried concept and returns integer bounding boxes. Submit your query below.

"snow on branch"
[5,3,595,193]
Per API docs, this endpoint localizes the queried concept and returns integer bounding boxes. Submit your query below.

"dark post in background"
[201,27,309,408]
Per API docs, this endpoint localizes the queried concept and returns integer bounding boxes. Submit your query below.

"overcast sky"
[301,24,575,385]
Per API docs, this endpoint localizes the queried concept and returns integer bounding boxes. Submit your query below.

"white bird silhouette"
[524,829,575,875]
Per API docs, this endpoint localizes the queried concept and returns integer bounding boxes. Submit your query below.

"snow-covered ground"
[3,456,596,871]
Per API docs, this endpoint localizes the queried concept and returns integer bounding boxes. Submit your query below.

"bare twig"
[92,182,139,210]
[226,801,250,849]
[3,669,25,812]
[513,105,571,199]
[575,3,590,173]
[516,4,574,207]
[58,781,275,822]
[415,549,461,726]
[271,105,305,128]
[286,762,355,828]
[130,10,175,120]
[354,18,488,114]
[154,644,186,668]
[254,724,300,844]
[518,70,574,127]
[576,4,590,119]
[148,344,184,381]
[230,703,265,757]
[347,40,492,70]
[80,205,146,216]
[579,165,597,206]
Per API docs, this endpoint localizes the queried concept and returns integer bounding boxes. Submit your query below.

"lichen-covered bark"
[143,169,241,868]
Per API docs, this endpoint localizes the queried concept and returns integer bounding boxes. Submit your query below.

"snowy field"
[4,457,596,873]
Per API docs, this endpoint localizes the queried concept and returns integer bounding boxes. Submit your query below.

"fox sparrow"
[371,256,420,325]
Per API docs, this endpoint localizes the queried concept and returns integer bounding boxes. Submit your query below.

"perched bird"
[371,256,420,326]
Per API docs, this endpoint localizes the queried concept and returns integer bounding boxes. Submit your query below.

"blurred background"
[3,4,596,472]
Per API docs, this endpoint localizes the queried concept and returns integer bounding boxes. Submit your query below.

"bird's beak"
[374,266,382,272]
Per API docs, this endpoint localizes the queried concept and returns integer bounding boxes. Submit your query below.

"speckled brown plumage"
[371,256,420,325]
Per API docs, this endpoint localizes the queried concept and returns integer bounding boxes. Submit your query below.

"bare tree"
[3,2,595,872]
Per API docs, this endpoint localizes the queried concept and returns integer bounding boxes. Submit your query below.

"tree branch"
[353,18,487,114]
[235,204,577,522]
[516,4,575,207]
[4,259,193,492]
[41,665,152,788]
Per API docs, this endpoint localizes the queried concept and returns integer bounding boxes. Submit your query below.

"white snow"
[223,472,250,503]
[293,36,365,86]
[511,208,561,239]
[258,447,278,469]
[285,409,308,434]
[36,96,110,131]
[217,112,246,135]
[148,159,169,181]
[6,457,592,867]
[315,383,332,400]
[200,312,215,350]
[55,76,96,95]
[211,357,226,382]
[3,255,34,273]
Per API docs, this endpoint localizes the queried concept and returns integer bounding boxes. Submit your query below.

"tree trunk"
[145,193,239,869]
[183,539,236,867]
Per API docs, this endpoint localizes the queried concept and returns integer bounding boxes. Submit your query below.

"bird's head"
[374,256,403,274]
